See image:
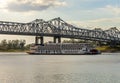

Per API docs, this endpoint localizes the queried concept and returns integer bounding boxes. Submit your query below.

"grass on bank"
[0,49,28,52]
[96,46,120,52]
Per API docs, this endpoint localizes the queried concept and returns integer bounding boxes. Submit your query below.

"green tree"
[19,40,26,50]
[0,39,8,51]
[0,39,26,51]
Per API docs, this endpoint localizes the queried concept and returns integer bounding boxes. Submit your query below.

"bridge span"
[0,17,120,45]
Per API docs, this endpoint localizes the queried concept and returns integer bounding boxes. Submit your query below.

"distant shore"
[96,46,120,53]
[0,49,27,52]
[0,46,119,53]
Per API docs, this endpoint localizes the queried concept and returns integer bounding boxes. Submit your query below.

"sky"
[0,0,120,44]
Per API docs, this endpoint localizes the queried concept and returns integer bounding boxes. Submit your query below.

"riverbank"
[96,46,120,53]
[0,49,27,52]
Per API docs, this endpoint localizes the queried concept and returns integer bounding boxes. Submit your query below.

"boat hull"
[27,52,101,55]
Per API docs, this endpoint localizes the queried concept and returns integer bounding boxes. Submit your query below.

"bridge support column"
[54,36,61,43]
[110,41,117,47]
[40,36,44,45]
[35,36,44,45]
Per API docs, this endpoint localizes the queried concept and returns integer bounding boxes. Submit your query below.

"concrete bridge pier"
[110,41,117,47]
[54,36,61,43]
[35,36,44,45]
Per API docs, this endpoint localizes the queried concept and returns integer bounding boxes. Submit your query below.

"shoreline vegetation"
[0,39,30,52]
[96,46,120,53]
[0,39,119,53]
[0,49,27,52]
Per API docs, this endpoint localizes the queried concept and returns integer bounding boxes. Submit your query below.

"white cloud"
[88,17,120,23]
[68,17,120,30]
[66,4,120,29]
[1,0,66,12]
[99,5,120,16]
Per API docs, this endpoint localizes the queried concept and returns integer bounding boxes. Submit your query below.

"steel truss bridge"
[0,17,120,44]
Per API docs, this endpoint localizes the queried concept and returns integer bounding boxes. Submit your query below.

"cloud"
[4,0,66,12]
[88,17,120,23]
[99,5,120,16]
[68,17,120,30]
[67,4,120,29]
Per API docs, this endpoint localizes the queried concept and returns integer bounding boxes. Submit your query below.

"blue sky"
[0,0,119,27]
[0,0,120,43]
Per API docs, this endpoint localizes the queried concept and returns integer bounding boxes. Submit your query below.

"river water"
[0,53,120,83]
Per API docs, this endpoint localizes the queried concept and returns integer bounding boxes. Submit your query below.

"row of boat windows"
[31,49,93,52]
[31,46,92,50]
[38,45,92,47]
[31,48,85,50]
[30,44,93,51]
[30,44,93,48]
[36,50,61,53]
[34,50,83,53]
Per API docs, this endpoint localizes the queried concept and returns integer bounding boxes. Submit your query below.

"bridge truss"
[0,17,120,44]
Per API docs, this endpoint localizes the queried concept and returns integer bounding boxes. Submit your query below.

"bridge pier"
[110,41,117,47]
[35,36,44,45]
[54,36,61,43]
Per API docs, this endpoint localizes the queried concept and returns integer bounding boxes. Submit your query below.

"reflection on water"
[0,53,120,83]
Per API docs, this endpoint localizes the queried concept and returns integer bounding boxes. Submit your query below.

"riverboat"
[27,43,101,55]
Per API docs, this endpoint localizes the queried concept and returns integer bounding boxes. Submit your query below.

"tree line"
[0,39,26,51]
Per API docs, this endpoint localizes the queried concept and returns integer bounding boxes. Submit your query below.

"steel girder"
[0,17,119,43]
